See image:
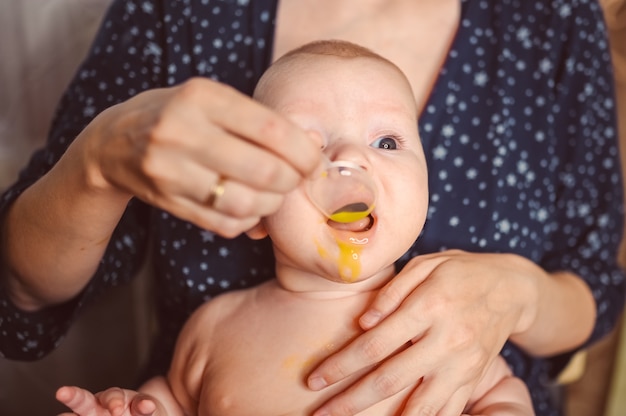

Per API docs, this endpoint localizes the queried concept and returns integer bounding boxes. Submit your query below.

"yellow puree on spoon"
[328,202,372,223]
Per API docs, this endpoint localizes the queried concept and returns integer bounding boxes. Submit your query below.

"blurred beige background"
[0,0,112,189]
[0,1,624,415]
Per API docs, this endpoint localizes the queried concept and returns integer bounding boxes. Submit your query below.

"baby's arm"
[166,295,234,413]
[464,356,535,416]
[57,297,226,416]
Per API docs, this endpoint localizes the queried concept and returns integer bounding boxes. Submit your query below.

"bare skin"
[57,279,533,416]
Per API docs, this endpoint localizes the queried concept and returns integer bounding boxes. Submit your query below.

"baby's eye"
[371,136,398,150]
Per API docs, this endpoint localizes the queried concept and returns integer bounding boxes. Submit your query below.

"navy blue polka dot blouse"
[1,1,624,414]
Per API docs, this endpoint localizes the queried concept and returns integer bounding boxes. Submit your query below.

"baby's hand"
[56,385,160,416]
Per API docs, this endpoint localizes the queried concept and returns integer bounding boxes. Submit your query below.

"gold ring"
[206,175,226,208]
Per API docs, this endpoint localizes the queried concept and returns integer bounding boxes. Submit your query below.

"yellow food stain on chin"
[315,237,362,283]
[337,239,362,282]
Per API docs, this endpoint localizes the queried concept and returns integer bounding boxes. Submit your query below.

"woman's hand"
[4,77,322,309]
[56,386,166,416]
[308,250,543,416]
[80,77,321,237]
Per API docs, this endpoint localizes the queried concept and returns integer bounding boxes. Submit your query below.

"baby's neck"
[274,264,395,299]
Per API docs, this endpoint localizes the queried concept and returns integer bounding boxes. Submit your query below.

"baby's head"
[254,39,413,107]
[254,40,411,100]
[249,40,428,286]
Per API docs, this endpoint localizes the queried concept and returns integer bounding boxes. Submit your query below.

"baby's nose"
[326,141,370,171]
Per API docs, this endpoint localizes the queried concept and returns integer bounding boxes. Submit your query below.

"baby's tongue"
[328,215,372,232]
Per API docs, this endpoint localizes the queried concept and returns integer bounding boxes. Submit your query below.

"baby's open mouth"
[327,214,374,232]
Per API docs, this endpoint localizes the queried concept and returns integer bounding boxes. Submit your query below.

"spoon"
[306,158,377,223]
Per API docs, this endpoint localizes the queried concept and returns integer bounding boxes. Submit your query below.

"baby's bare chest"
[193,288,417,415]
[199,302,365,415]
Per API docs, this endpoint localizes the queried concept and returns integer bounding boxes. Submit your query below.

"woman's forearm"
[510,266,596,357]
[1,133,131,311]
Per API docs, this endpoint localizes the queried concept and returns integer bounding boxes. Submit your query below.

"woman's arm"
[0,0,319,362]
[1,1,320,313]
[2,80,317,311]
[2,121,132,310]
[508,269,596,356]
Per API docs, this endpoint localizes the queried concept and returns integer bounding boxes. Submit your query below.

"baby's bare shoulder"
[189,280,275,323]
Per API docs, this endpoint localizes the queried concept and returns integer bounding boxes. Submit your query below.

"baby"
[57,39,534,416]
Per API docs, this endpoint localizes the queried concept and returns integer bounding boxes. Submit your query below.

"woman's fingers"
[402,375,475,416]
[136,154,284,237]
[118,142,285,216]
[309,251,523,415]
[310,332,482,416]
[308,336,452,416]
[142,108,308,196]
[192,79,321,180]
[86,77,322,237]
[137,78,321,191]
[359,255,442,329]
[309,301,425,390]
[312,258,447,390]
[165,191,265,239]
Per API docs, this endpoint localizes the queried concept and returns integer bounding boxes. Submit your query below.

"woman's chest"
[273,0,460,109]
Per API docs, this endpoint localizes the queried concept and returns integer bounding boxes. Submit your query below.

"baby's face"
[260,55,428,284]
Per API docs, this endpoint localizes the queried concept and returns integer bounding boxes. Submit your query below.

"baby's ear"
[246,221,269,240]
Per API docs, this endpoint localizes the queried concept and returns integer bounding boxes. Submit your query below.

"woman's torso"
[273,0,460,111]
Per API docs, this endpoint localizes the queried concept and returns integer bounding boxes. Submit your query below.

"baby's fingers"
[56,386,106,416]
[130,394,160,416]
[93,387,135,416]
